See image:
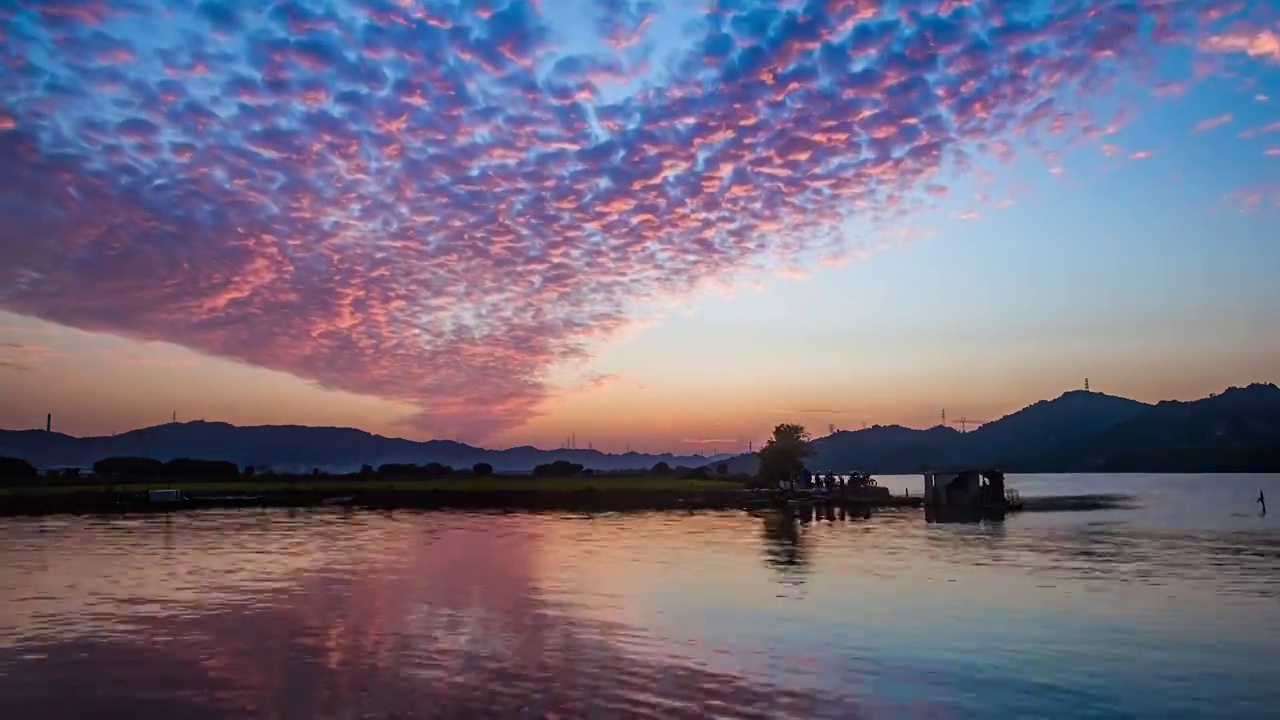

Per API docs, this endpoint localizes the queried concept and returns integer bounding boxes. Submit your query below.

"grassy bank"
[0,474,745,496]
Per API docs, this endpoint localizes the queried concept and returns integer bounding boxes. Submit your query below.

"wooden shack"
[922,470,1012,512]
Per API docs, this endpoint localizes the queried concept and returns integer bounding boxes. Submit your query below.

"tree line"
[0,454,748,483]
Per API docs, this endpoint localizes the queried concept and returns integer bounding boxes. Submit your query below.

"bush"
[93,456,164,477]
[360,464,374,476]
[163,458,239,478]
[532,460,585,477]
[423,462,453,479]
[472,462,494,476]
[0,456,37,479]
[680,466,710,480]
[651,461,671,475]
[377,463,419,476]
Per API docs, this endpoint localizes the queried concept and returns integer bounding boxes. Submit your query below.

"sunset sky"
[1,0,1278,453]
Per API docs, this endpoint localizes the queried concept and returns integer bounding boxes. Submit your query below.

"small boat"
[321,495,356,507]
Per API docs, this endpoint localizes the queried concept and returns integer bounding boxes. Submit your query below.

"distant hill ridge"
[3,384,1278,473]
[0,420,733,473]
[718,383,1280,474]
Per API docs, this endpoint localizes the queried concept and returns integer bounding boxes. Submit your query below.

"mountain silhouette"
[0,421,731,473]
[717,384,1280,474]
[1046,383,1280,472]
[937,390,1150,470]
[4,384,1277,474]
[809,425,962,474]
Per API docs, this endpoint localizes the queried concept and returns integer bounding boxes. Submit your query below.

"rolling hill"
[1047,383,1280,472]
[714,385,1279,474]
[4,384,1277,475]
[0,421,732,473]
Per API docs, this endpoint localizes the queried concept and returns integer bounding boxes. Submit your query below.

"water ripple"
[1,475,1278,718]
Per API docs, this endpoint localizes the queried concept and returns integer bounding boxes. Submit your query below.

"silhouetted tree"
[472,462,494,476]
[377,463,419,476]
[423,462,453,478]
[651,461,671,475]
[359,464,374,476]
[164,458,239,478]
[243,465,255,478]
[532,460,585,477]
[716,463,728,475]
[93,456,164,477]
[0,456,37,480]
[757,423,815,485]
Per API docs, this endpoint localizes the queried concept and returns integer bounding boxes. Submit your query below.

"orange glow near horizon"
[3,309,1276,454]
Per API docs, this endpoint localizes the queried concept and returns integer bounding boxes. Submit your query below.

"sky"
[1,0,1278,453]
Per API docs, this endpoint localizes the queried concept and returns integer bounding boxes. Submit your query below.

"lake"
[1,473,1277,719]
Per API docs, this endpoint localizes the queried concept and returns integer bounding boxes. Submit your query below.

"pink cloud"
[0,0,1269,439]
[774,266,812,281]
[0,341,66,371]
[1190,114,1233,133]
[1152,82,1186,97]
[1229,192,1261,213]
[1129,150,1155,160]
[102,349,200,369]
[1201,25,1280,63]
[1239,121,1280,138]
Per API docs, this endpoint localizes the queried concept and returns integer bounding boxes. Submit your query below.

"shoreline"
[0,486,926,516]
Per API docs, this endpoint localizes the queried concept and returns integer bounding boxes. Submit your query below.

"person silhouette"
[1259,491,1266,516]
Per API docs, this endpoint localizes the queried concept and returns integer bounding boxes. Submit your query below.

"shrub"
[533,460,585,477]
[651,461,671,475]
[163,458,239,478]
[0,456,37,479]
[472,462,494,476]
[423,462,453,478]
[377,463,419,476]
[93,456,164,477]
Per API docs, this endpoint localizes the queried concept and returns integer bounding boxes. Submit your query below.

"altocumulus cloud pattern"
[0,1,1274,436]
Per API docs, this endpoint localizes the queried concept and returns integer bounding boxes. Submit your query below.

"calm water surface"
[1,473,1278,719]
